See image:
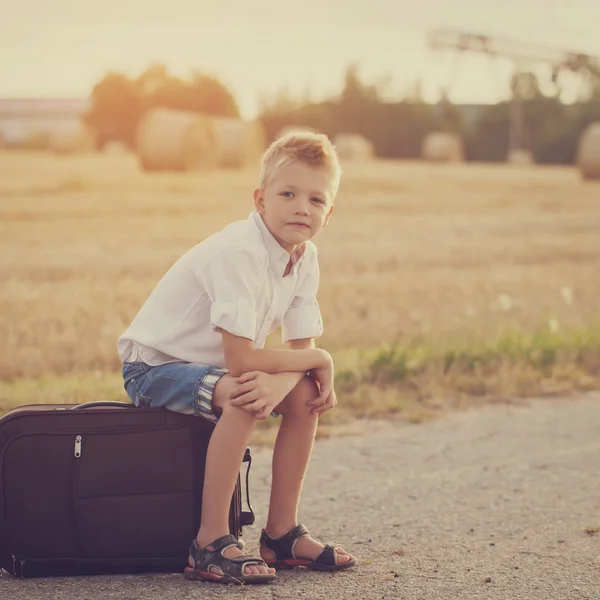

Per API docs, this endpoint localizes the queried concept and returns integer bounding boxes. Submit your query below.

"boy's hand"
[308,388,337,417]
[229,372,295,420]
[306,352,335,414]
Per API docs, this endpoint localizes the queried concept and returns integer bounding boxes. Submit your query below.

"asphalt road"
[2,393,599,600]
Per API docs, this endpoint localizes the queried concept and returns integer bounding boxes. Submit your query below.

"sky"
[1,0,600,118]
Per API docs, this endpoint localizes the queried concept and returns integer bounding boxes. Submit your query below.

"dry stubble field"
[1,151,599,430]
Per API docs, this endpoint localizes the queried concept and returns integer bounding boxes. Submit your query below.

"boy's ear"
[253,188,265,213]
[323,203,335,228]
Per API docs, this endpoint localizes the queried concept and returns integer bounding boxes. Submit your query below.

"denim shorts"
[121,360,229,424]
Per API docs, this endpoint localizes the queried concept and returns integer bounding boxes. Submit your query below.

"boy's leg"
[192,374,274,576]
[261,376,352,565]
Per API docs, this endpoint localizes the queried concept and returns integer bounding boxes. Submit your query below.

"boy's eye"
[311,197,325,204]
[280,191,293,198]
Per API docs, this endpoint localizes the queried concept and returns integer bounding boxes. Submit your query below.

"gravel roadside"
[2,393,599,600]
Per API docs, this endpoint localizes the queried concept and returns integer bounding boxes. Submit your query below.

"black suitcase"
[0,401,254,578]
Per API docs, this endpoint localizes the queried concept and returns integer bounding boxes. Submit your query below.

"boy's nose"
[294,199,310,214]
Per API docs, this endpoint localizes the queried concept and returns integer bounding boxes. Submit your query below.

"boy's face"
[253,161,335,254]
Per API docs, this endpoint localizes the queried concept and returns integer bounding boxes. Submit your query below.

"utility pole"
[427,30,600,161]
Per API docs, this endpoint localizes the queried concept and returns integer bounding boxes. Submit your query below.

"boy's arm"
[259,338,317,390]
[228,336,327,418]
[224,333,332,416]
[287,338,315,351]
[282,337,316,386]
[220,330,327,378]
[285,337,336,417]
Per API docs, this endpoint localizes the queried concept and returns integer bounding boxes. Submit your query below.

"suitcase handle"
[70,401,135,410]
[241,448,255,527]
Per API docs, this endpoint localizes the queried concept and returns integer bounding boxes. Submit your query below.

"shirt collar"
[249,210,306,278]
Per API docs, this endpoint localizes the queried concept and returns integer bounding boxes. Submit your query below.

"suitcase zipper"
[74,435,82,458]
[72,436,90,557]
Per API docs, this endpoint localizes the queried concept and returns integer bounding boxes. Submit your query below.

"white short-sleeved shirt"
[117,210,323,367]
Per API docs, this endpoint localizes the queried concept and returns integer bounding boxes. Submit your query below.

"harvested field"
[1,151,599,420]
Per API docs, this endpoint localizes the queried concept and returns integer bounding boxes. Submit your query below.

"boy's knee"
[294,375,319,400]
[218,399,256,422]
[211,375,237,411]
[212,375,258,422]
[277,376,319,417]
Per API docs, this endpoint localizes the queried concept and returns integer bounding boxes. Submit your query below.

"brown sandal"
[260,524,357,571]
[184,535,277,585]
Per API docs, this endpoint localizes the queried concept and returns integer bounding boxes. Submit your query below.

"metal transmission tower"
[427,29,600,161]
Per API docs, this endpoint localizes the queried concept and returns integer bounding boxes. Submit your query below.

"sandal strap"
[227,556,268,565]
[259,523,310,560]
[314,543,338,566]
[202,534,240,553]
[189,534,240,562]
[289,524,310,539]
[215,556,267,578]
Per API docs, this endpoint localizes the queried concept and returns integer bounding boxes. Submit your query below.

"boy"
[118,131,357,585]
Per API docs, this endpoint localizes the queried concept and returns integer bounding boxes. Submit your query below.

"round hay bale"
[212,118,266,169]
[333,133,374,162]
[577,122,600,180]
[136,108,217,172]
[422,132,464,163]
[49,124,97,155]
[507,149,534,165]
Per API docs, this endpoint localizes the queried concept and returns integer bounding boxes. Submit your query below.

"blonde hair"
[259,130,342,201]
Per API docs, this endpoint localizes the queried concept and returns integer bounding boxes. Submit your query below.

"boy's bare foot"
[190,536,276,576]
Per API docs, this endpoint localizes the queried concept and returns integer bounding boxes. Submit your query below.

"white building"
[0,98,91,146]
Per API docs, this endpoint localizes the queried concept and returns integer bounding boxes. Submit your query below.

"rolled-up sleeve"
[195,247,263,341]
[282,253,324,343]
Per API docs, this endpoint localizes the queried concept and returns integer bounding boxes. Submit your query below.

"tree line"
[86,63,600,164]
[85,64,239,150]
